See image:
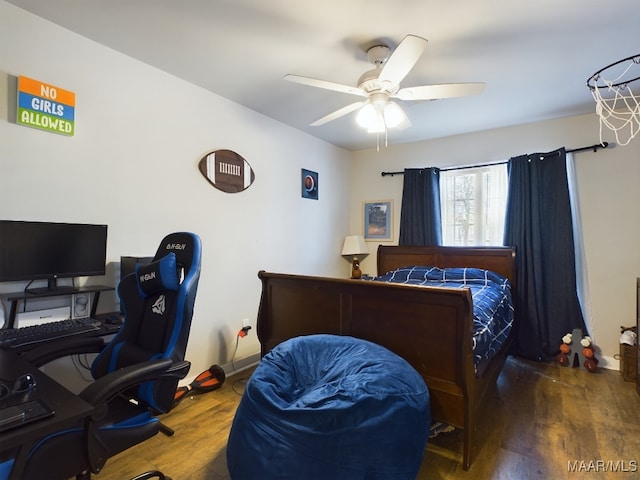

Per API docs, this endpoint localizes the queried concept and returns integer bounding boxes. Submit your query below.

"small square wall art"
[301,169,318,200]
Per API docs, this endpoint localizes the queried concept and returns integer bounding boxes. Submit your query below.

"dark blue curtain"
[399,168,442,246]
[503,148,587,361]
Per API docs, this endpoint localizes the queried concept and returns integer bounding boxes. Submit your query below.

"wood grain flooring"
[92,356,640,479]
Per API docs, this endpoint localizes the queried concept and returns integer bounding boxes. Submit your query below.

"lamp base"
[351,259,362,279]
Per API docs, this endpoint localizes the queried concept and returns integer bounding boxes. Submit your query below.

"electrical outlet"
[242,318,250,328]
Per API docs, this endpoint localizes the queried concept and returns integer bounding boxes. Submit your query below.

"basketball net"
[588,55,640,146]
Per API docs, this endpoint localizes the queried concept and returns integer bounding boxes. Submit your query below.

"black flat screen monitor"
[0,220,108,294]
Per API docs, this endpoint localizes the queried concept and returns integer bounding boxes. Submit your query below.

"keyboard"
[0,318,101,348]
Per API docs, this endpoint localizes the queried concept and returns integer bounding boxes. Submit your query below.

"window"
[440,164,508,246]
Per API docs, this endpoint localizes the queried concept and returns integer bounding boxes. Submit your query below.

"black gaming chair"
[13,232,202,480]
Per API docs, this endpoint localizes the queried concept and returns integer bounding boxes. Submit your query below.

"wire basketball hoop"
[587,54,640,146]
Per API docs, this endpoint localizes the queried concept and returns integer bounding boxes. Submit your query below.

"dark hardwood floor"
[93,356,640,479]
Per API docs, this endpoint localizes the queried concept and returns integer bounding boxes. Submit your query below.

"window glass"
[440,164,508,246]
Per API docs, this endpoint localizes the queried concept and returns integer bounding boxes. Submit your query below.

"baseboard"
[222,352,261,377]
[191,353,622,382]
[599,354,619,371]
[178,352,260,388]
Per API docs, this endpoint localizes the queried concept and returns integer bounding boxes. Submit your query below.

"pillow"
[135,252,179,297]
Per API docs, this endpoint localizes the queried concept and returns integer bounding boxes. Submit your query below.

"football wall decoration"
[198,149,255,193]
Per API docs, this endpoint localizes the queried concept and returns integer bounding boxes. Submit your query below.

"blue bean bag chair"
[227,334,430,479]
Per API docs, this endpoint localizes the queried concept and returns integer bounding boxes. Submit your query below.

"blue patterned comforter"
[374,266,514,371]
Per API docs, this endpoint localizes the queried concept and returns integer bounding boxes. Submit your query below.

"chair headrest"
[135,252,179,297]
[153,232,201,275]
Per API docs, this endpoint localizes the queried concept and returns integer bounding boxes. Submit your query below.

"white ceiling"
[7,0,640,151]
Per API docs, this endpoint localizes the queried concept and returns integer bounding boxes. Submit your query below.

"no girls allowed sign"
[17,75,75,136]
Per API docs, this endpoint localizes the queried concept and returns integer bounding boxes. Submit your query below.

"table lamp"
[341,235,369,279]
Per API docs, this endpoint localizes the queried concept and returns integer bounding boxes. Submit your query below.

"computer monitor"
[0,220,108,294]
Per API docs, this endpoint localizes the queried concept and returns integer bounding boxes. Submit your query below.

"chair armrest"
[166,360,191,380]
[81,357,190,474]
[22,336,106,367]
[79,358,176,406]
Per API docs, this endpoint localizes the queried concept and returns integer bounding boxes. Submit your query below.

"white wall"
[0,1,351,384]
[349,113,640,368]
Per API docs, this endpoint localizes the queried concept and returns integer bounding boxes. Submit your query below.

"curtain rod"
[380,142,609,177]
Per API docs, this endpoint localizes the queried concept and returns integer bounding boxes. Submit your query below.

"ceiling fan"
[284,35,485,134]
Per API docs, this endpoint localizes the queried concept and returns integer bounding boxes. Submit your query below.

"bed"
[256,245,517,470]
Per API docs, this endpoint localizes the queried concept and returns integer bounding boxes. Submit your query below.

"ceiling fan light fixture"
[383,101,408,129]
[367,116,386,134]
[355,102,377,129]
[357,102,386,133]
[356,99,407,133]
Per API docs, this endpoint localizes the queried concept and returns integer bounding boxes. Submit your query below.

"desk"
[0,348,95,480]
[0,285,114,329]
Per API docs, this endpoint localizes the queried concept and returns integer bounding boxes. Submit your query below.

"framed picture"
[363,200,393,241]
[301,168,318,200]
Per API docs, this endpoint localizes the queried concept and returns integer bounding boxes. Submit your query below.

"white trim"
[599,354,619,371]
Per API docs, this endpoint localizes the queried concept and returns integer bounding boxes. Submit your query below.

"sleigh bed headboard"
[377,245,516,289]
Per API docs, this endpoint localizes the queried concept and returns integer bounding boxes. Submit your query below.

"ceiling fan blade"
[393,83,485,101]
[310,101,366,126]
[378,35,428,86]
[284,74,365,97]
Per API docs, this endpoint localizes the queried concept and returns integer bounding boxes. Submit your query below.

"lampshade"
[383,102,408,128]
[356,103,380,131]
[341,235,369,258]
